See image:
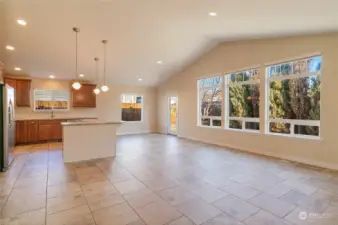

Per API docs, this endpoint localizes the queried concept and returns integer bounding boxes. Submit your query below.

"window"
[34,89,69,111]
[121,94,143,122]
[198,76,222,127]
[266,55,322,137]
[225,68,260,131]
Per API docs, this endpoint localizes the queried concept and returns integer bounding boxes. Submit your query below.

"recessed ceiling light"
[138,78,143,81]
[79,74,84,77]
[156,61,163,64]
[209,12,217,16]
[17,19,27,26]
[14,67,21,71]
[6,45,15,51]
[49,75,55,79]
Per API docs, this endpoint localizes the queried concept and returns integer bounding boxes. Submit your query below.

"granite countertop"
[61,120,123,126]
[15,117,98,121]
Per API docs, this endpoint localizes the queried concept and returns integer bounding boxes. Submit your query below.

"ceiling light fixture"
[49,75,55,79]
[209,12,217,16]
[100,40,109,92]
[6,45,15,51]
[17,19,27,26]
[93,57,100,95]
[14,67,21,71]
[72,27,81,90]
[138,78,143,81]
[79,74,84,77]
[156,60,163,64]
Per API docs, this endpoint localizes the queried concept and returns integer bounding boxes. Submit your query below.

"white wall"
[157,32,338,170]
[14,78,157,135]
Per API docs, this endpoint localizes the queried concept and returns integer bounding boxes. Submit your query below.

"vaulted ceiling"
[1,0,338,86]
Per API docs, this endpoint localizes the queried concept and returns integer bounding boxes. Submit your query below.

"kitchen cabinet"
[72,83,96,107]
[16,120,27,144]
[27,120,39,143]
[16,79,31,106]
[16,119,65,145]
[4,78,31,107]
[4,78,17,89]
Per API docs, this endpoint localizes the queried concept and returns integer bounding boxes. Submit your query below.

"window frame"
[265,53,322,139]
[224,67,260,133]
[33,89,70,112]
[197,75,223,128]
[120,93,144,123]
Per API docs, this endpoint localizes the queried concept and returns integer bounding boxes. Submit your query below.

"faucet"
[51,107,55,119]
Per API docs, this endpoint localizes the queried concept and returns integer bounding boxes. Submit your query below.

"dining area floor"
[0,133,338,225]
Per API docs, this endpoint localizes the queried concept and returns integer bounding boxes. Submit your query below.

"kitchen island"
[61,120,122,163]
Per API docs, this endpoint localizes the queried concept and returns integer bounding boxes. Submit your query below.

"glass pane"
[243,69,260,81]
[294,125,319,136]
[121,101,142,121]
[308,56,322,72]
[200,88,222,117]
[281,63,293,75]
[229,84,260,118]
[200,76,222,88]
[201,118,210,126]
[229,120,242,129]
[269,122,290,134]
[212,119,222,127]
[293,59,308,74]
[245,122,260,130]
[269,75,320,120]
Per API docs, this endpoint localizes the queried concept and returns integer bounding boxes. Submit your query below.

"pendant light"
[72,27,81,90]
[93,57,100,94]
[101,40,109,92]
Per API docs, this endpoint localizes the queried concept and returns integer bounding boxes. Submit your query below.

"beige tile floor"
[1,134,338,225]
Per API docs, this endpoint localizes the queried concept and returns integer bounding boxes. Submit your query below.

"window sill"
[225,128,260,134]
[266,132,322,141]
[122,121,143,124]
[197,125,222,129]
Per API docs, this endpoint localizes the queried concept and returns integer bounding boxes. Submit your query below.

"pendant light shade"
[72,27,81,90]
[93,57,100,95]
[101,40,109,92]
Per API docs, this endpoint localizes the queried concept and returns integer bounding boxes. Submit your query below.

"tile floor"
[1,134,338,225]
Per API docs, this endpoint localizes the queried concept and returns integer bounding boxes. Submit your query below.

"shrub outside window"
[198,76,222,127]
[266,55,322,137]
[225,68,260,131]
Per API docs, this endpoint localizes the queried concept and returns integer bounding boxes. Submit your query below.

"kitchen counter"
[61,120,122,126]
[15,117,98,121]
[62,120,122,163]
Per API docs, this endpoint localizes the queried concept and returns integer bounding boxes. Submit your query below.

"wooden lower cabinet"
[16,121,28,144]
[15,119,64,145]
[27,120,39,142]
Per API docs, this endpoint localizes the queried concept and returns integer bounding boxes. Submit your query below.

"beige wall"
[157,32,338,170]
[15,78,157,135]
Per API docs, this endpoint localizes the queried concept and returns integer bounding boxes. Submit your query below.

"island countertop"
[61,120,123,126]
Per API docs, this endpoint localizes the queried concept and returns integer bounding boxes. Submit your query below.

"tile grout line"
[95,163,148,225]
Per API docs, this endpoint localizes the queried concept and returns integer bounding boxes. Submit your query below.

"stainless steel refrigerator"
[0,83,15,171]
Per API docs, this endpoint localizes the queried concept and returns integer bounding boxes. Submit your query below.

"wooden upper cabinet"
[4,78,17,89]
[16,79,31,107]
[4,78,31,107]
[72,83,96,107]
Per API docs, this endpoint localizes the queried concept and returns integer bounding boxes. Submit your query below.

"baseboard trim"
[117,130,154,136]
[177,134,338,171]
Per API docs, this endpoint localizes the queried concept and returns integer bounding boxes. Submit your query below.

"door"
[168,96,178,135]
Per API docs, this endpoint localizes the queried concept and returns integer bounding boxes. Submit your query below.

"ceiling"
[1,0,338,86]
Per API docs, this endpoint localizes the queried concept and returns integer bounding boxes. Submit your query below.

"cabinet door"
[38,124,51,141]
[4,78,16,89]
[16,121,27,144]
[72,84,96,107]
[27,121,39,143]
[16,79,31,107]
[53,123,63,140]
